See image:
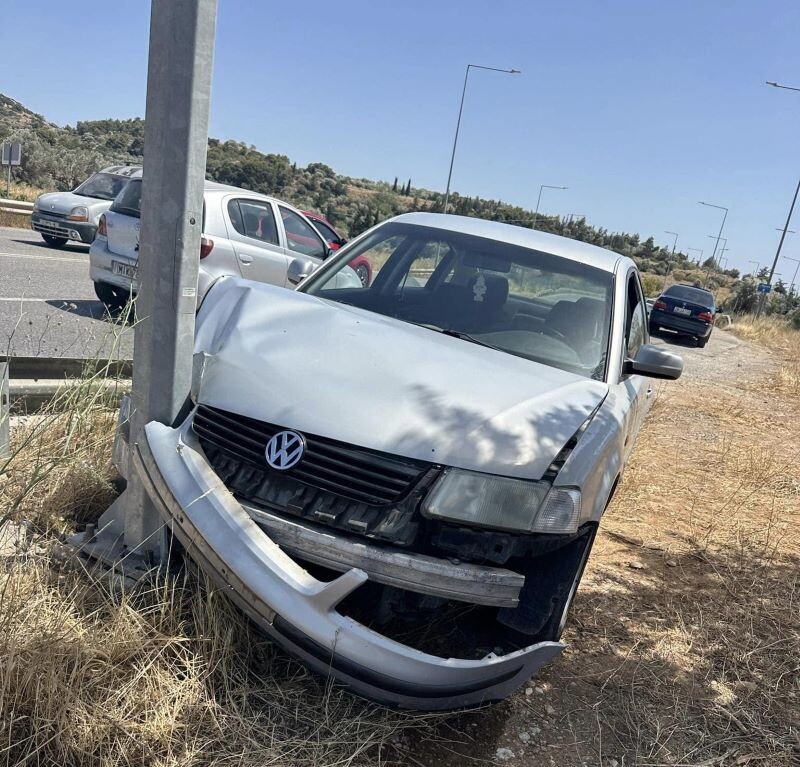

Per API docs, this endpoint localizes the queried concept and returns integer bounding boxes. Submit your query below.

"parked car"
[649,283,716,347]
[126,213,682,710]
[302,210,373,286]
[89,173,357,312]
[31,165,141,247]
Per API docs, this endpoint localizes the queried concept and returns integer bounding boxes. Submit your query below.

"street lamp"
[686,247,703,265]
[784,255,800,294]
[443,64,521,214]
[532,184,568,230]
[663,230,679,288]
[704,235,727,286]
[749,260,761,279]
[699,201,729,269]
[758,80,800,316]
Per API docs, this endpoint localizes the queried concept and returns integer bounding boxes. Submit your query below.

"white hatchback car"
[89,172,344,312]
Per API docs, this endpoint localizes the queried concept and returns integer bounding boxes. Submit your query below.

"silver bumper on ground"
[134,418,564,710]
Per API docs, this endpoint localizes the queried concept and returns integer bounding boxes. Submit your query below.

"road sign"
[0,142,22,166]
[757,282,772,293]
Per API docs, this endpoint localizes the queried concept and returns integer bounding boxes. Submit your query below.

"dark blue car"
[649,284,715,348]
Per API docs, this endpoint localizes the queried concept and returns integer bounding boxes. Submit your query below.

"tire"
[42,234,68,248]
[648,322,659,336]
[355,263,370,287]
[94,281,131,316]
[696,336,708,348]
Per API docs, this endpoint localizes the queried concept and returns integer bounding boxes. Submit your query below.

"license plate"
[112,261,137,280]
[673,306,691,316]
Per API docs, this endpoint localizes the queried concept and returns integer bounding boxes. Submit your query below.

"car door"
[277,205,328,269]
[225,197,291,287]
[619,270,651,459]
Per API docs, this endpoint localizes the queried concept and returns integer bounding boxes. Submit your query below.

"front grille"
[36,210,68,220]
[192,404,430,506]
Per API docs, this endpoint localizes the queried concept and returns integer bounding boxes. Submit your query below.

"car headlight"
[67,205,89,222]
[421,468,581,534]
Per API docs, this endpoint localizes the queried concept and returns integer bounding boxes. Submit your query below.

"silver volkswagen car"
[89,172,342,312]
[129,213,682,710]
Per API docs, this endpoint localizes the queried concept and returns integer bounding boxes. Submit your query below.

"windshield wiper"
[411,323,504,353]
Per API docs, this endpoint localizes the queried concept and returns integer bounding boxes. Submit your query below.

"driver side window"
[625,273,647,359]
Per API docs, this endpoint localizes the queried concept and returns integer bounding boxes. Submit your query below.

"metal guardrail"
[0,198,34,216]
[0,358,133,455]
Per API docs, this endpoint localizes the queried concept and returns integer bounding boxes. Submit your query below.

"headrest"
[467,273,509,311]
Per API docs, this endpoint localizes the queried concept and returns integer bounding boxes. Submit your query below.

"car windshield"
[303,222,614,380]
[110,179,142,218]
[74,172,130,201]
[664,285,714,307]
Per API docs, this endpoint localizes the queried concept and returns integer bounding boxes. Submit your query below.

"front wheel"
[94,281,131,317]
[42,234,68,248]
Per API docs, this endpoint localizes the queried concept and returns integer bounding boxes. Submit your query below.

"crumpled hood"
[35,191,110,217]
[194,279,608,480]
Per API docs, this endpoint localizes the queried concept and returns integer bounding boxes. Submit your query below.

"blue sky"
[4,0,800,276]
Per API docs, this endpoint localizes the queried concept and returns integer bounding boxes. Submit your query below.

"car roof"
[669,283,713,293]
[391,212,626,273]
[116,174,292,205]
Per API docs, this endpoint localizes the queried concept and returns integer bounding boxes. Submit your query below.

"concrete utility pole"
[88,0,218,566]
[663,230,678,288]
[756,178,800,317]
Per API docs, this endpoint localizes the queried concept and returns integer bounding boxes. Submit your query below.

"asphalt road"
[0,226,134,359]
[1,224,735,365]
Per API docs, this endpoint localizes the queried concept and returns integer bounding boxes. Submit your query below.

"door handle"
[239,255,253,265]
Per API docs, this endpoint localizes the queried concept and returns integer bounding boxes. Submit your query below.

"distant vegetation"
[2,92,798,321]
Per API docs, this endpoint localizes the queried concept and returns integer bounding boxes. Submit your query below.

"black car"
[649,284,715,347]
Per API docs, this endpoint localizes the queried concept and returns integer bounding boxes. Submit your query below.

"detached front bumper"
[134,418,564,710]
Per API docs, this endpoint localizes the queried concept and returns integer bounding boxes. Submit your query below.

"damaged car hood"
[194,279,608,480]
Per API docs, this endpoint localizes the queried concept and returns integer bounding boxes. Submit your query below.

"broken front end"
[130,400,598,710]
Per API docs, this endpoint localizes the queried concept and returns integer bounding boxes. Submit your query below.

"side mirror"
[624,343,683,380]
[287,257,316,285]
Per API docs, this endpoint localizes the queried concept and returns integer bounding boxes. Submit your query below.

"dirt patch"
[408,331,799,766]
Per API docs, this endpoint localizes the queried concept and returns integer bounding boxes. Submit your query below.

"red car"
[303,210,372,286]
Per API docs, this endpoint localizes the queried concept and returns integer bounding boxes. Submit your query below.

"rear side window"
[227,199,279,245]
[280,207,326,259]
[110,179,142,218]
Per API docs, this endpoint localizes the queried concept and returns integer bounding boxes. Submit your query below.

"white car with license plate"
[31,165,141,247]
[88,171,356,312]
[125,213,683,710]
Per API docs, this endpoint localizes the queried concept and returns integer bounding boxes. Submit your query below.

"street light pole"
[83,0,219,566]
[704,235,727,286]
[784,256,800,294]
[532,184,568,230]
[686,247,703,265]
[756,177,800,317]
[758,80,800,316]
[699,200,729,270]
[663,230,678,288]
[443,64,520,215]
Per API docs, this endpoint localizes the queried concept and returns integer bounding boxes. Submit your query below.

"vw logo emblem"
[265,430,305,471]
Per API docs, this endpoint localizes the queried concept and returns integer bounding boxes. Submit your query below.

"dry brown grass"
[0,210,31,229]
[1,330,798,766]
[0,371,433,767]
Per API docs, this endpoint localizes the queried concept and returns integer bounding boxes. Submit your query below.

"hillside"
[1,92,737,292]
